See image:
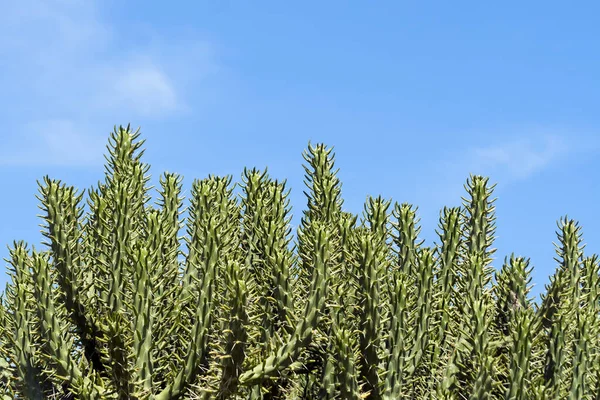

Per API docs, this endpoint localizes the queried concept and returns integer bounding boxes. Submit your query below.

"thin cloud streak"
[0,120,106,167]
[425,132,580,208]
[471,134,566,181]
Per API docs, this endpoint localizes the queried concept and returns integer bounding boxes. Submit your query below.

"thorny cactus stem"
[238,223,331,386]
[1,126,600,399]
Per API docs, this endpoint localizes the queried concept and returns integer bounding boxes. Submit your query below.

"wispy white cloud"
[470,134,566,181]
[0,120,106,167]
[426,131,581,207]
[112,65,179,116]
[0,0,217,166]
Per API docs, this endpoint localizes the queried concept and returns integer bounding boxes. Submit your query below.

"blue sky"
[1,1,599,299]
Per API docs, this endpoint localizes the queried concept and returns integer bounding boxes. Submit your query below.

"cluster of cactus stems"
[1,126,600,400]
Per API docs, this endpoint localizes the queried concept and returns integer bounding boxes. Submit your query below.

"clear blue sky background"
[1,1,599,299]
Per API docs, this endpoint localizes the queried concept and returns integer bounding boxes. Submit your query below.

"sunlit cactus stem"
[6,243,47,399]
[428,206,462,395]
[504,308,536,400]
[383,272,409,400]
[538,217,584,398]
[239,222,331,386]
[1,126,599,399]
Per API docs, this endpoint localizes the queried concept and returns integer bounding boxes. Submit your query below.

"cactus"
[1,125,600,399]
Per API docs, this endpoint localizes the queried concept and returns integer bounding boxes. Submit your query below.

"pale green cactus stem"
[160,175,238,399]
[436,355,460,400]
[320,217,357,399]
[29,250,90,397]
[354,228,384,399]
[386,250,436,399]
[495,256,534,335]
[319,212,357,393]
[238,223,331,386]
[504,308,536,400]
[217,258,249,399]
[261,178,296,334]
[336,265,362,399]
[155,216,221,400]
[441,175,496,397]
[179,176,231,310]
[568,311,590,399]
[296,144,346,398]
[469,353,494,400]
[98,128,155,398]
[493,255,534,398]
[406,248,435,379]
[364,199,391,350]
[581,255,600,396]
[451,255,496,400]
[149,173,184,389]
[465,259,495,400]
[529,381,548,400]
[101,311,136,399]
[320,353,337,399]
[582,255,600,314]
[391,203,423,277]
[539,217,584,398]
[99,171,148,399]
[132,211,162,395]
[320,282,360,400]
[566,254,600,399]
[239,169,297,398]
[332,322,361,400]
[338,211,358,265]
[386,202,426,398]
[462,175,497,298]
[365,196,391,245]
[199,176,244,397]
[172,176,227,344]
[383,272,409,400]
[557,218,584,301]
[86,185,110,308]
[38,177,105,374]
[158,175,238,397]
[429,206,462,392]
[108,180,133,314]
[319,281,343,398]
[297,143,343,285]
[0,292,13,396]
[301,144,343,222]
[539,268,569,399]
[153,172,184,302]
[7,243,46,399]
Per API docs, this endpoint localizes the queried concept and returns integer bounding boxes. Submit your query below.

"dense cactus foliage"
[1,126,599,399]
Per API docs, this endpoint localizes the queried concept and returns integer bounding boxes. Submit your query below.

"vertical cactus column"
[0,292,13,397]
[238,222,332,386]
[296,143,346,397]
[567,254,600,399]
[238,169,297,396]
[538,218,584,399]
[384,202,424,399]
[581,255,600,396]
[428,206,463,394]
[440,175,497,398]
[149,172,184,390]
[493,256,535,400]
[5,243,47,399]
[351,196,391,399]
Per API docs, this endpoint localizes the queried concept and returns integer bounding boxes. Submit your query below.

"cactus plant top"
[1,125,599,399]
